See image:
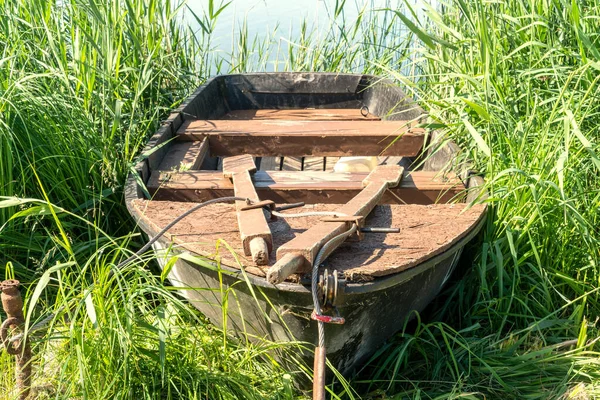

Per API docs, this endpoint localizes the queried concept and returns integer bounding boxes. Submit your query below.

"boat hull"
[124,72,488,379]
[150,214,484,376]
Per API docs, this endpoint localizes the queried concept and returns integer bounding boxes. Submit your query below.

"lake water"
[184,0,428,72]
[186,1,398,49]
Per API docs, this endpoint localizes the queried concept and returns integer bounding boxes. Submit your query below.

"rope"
[271,205,357,349]
[2,196,250,350]
[311,223,357,348]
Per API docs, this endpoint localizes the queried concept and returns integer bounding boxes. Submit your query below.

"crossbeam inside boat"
[147,170,465,205]
[222,108,381,121]
[176,119,425,157]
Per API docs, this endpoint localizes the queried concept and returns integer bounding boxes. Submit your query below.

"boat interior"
[129,74,486,283]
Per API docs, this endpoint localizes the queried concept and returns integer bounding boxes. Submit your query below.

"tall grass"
[354,0,600,398]
[0,0,298,398]
[0,0,204,263]
[3,0,600,399]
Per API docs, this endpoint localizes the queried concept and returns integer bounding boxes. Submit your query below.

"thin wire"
[116,196,248,269]
[2,196,249,349]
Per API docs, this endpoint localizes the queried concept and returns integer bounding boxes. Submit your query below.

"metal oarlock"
[1,280,32,400]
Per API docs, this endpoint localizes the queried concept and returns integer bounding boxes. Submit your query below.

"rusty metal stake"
[313,346,327,400]
[1,280,32,400]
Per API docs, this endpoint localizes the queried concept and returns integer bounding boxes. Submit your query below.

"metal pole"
[312,346,327,400]
[1,280,32,400]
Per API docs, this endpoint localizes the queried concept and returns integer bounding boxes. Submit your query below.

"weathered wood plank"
[268,166,404,282]
[302,156,324,171]
[222,155,272,265]
[281,157,303,171]
[147,170,465,205]
[158,139,209,171]
[176,119,425,157]
[221,109,380,121]
[222,155,257,177]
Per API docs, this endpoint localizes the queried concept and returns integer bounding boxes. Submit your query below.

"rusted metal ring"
[360,105,369,117]
[1,317,23,355]
[0,279,20,293]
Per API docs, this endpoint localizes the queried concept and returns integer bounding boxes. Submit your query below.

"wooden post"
[223,155,273,265]
[266,165,403,284]
[312,346,327,400]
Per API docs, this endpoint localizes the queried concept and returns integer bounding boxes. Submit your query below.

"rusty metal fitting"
[318,269,344,306]
[240,199,275,211]
[360,105,370,118]
[1,317,22,355]
[311,309,345,325]
[1,279,31,400]
[1,279,20,293]
[1,280,23,317]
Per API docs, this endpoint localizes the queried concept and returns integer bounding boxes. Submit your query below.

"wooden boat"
[124,73,486,379]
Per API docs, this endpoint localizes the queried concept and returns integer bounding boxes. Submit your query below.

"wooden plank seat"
[176,119,425,157]
[163,107,420,172]
[147,170,465,204]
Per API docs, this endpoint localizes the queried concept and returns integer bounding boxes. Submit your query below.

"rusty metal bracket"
[240,199,275,211]
[318,269,345,306]
[310,309,345,325]
[320,215,364,223]
[322,216,365,241]
[1,279,32,400]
